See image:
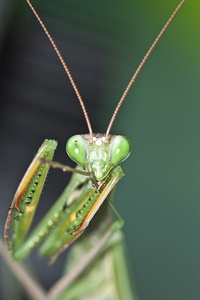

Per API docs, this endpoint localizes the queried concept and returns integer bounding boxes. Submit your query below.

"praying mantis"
[4,0,187,261]
[0,0,197,298]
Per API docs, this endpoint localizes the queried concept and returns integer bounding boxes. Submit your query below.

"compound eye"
[66,135,87,164]
[111,136,131,165]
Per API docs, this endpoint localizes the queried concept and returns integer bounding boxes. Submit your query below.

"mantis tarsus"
[2,0,188,298]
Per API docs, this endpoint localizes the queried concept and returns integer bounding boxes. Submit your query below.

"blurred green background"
[0,0,200,299]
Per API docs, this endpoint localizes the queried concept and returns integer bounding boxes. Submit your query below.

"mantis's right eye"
[66,135,86,164]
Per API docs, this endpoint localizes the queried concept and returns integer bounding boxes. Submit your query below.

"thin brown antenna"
[106,0,186,136]
[26,0,93,137]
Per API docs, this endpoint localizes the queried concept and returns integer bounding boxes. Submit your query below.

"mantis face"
[66,134,131,181]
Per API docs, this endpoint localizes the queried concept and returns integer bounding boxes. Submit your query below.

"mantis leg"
[4,140,57,253]
[39,158,91,177]
[49,194,124,265]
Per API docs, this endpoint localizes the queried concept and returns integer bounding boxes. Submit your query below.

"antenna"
[106,0,186,136]
[26,0,93,137]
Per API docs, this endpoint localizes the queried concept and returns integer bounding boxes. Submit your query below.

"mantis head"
[66,134,131,181]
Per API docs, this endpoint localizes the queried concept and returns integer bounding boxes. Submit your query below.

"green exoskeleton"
[3,0,187,298]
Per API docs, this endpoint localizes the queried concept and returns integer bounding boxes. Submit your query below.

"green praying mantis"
[2,0,187,299]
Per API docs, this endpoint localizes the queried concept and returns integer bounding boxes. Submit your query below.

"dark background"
[0,0,200,299]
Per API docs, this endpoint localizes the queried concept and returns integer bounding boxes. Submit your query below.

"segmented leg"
[39,158,91,177]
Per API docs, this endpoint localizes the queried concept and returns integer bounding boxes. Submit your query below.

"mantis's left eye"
[66,135,86,164]
[111,136,131,165]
